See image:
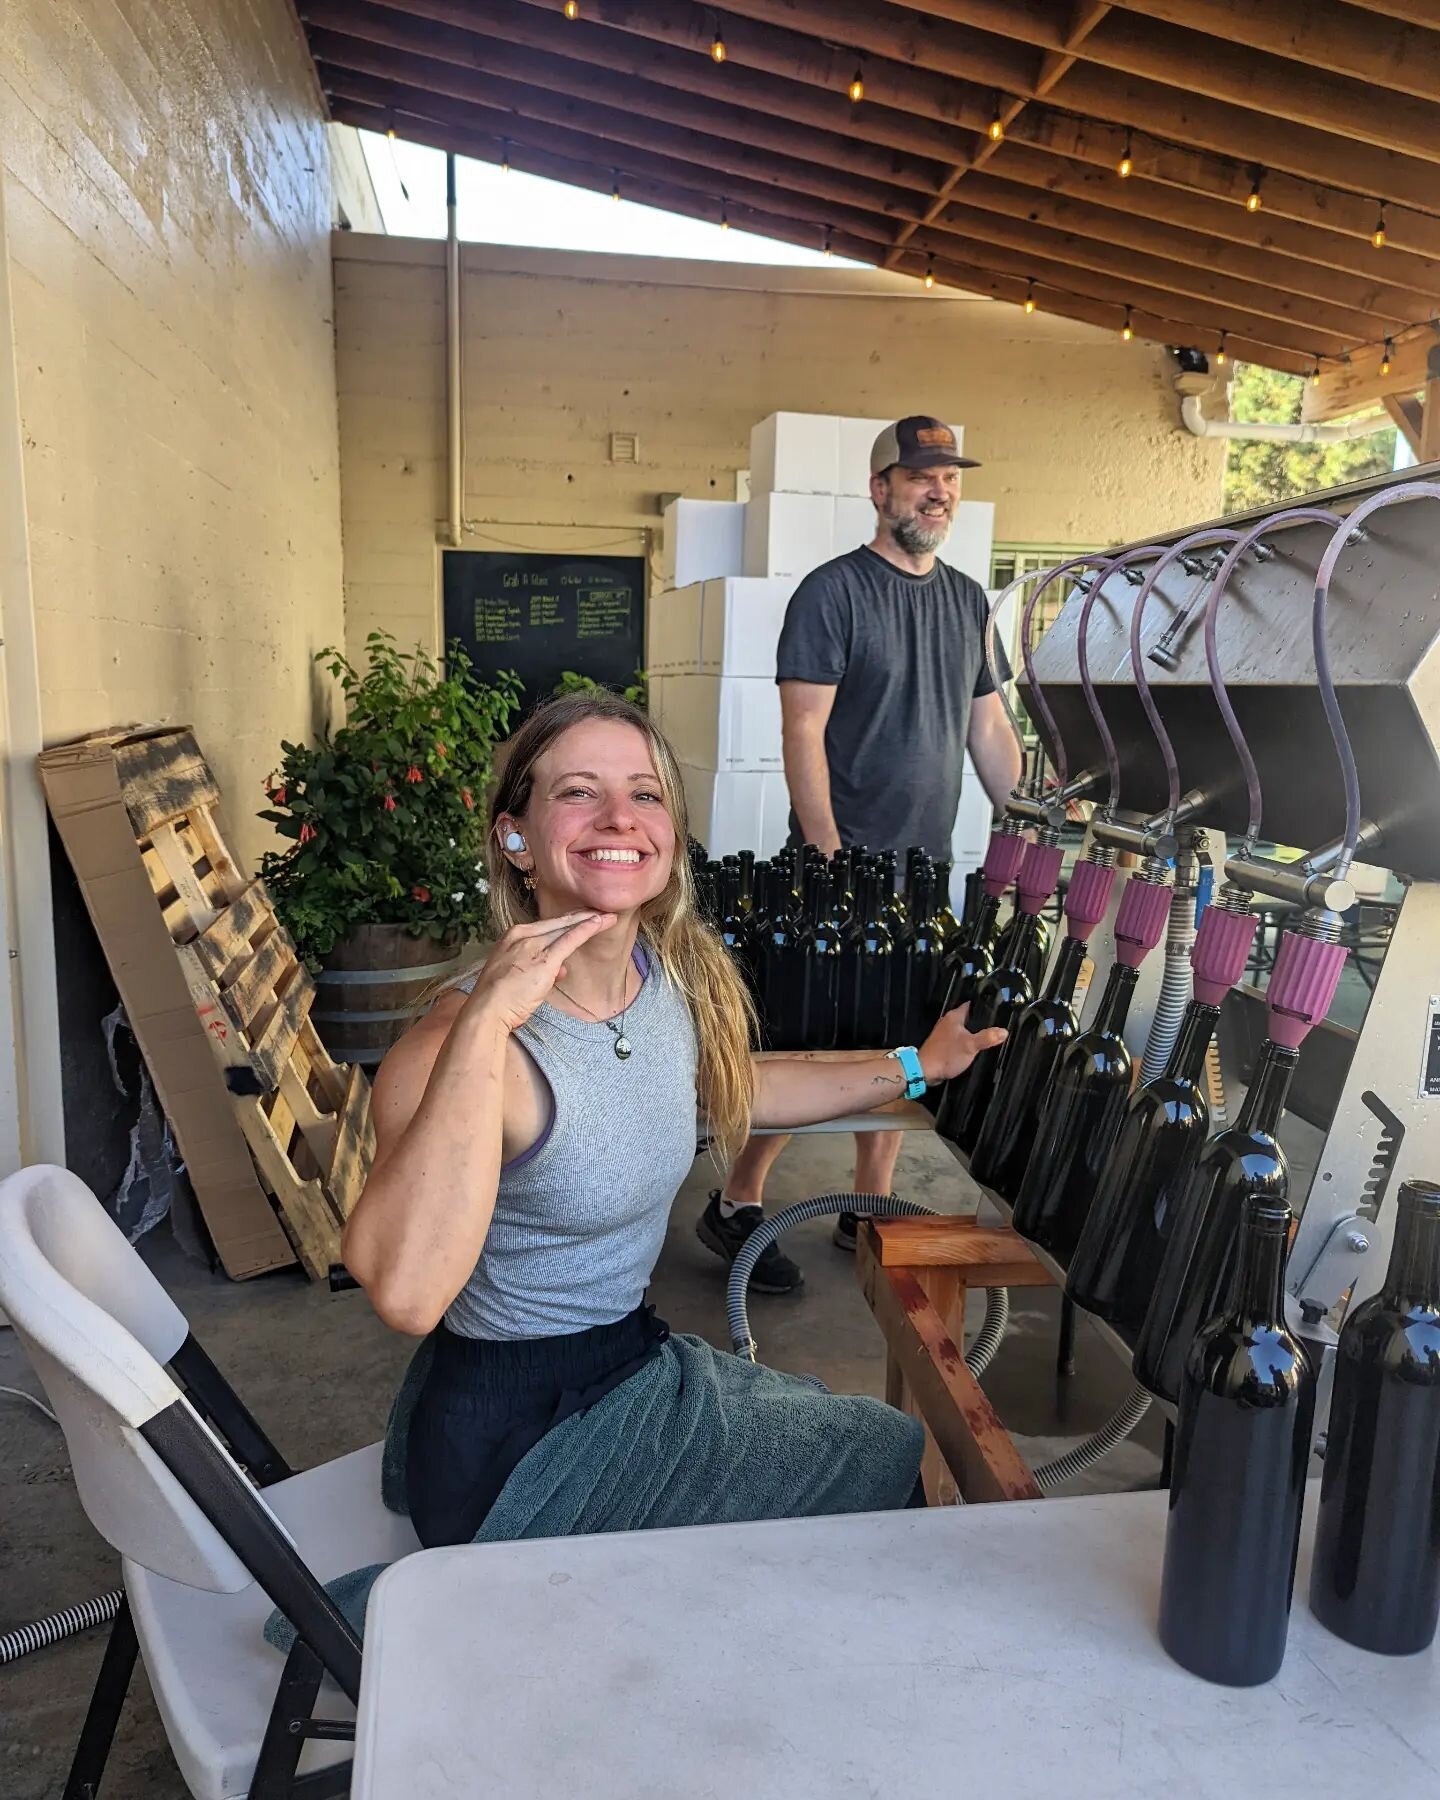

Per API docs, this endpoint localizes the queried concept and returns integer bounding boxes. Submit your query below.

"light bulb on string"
[988,108,1005,143]
[1121,305,1134,342]
[1023,278,1036,315]
[848,64,865,103]
[720,200,730,231]
[563,0,579,17]
[1117,130,1133,178]
[923,254,935,290]
[611,170,621,203]
[386,126,397,141]
[1372,203,1387,249]
[1246,172,1263,212]
[711,17,726,62]
[1310,358,1323,388]
[1381,338,1393,377]
[823,225,834,257]
[1215,331,1227,366]
[500,140,511,174]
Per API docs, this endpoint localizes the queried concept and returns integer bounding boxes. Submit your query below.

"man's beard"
[888,508,952,555]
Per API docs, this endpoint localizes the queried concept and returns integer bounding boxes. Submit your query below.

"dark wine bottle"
[931,859,963,950]
[758,868,804,1052]
[969,934,1090,1200]
[829,848,855,926]
[1132,1039,1298,1405]
[717,864,746,964]
[995,906,1050,992]
[938,891,1001,1017]
[890,862,944,1047]
[933,908,1040,1154]
[878,851,907,936]
[1158,1196,1314,1687]
[736,849,755,913]
[959,866,985,938]
[1066,999,1222,1333]
[1309,1177,1440,1656]
[797,870,842,1050]
[838,863,893,1051]
[1010,960,1138,1261]
[742,862,773,1018]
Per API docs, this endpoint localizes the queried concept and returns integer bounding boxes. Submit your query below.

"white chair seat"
[126,1441,420,1800]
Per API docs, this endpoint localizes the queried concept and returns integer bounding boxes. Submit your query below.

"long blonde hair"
[481,693,756,1162]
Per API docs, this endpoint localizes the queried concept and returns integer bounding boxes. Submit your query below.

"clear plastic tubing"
[1077,547,1167,813]
[1127,529,1241,821]
[1313,484,1440,877]
[1203,507,1343,852]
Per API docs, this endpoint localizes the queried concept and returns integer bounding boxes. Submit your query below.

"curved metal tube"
[982,556,1103,794]
[1203,507,1344,853]
[982,571,1048,785]
[1077,546,1168,813]
[1313,482,1440,875]
[1127,529,1241,822]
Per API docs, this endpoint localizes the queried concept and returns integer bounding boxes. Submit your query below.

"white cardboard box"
[681,763,792,858]
[748,413,840,497]
[836,416,894,497]
[661,498,745,588]
[645,582,704,675]
[700,577,793,678]
[743,491,835,579]
[653,674,783,773]
[832,495,875,557]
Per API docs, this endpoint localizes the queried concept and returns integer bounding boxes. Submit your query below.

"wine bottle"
[959,866,985,938]
[934,908,1039,1153]
[931,859,962,950]
[1010,958,1138,1260]
[829,848,855,927]
[1158,1196,1314,1687]
[736,849,755,913]
[1132,1039,1298,1405]
[843,862,894,1050]
[758,867,804,1052]
[717,863,745,963]
[890,861,944,1047]
[994,906,1050,993]
[878,851,907,936]
[743,862,773,1018]
[798,870,842,1050]
[939,890,1001,1018]
[968,933,1090,1200]
[1066,999,1221,1332]
[1310,1177,1440,1656]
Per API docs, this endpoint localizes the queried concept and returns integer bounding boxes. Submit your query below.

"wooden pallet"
[112,728,373,1278]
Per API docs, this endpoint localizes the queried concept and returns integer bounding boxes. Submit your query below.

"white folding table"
[349,1488,1439,1798]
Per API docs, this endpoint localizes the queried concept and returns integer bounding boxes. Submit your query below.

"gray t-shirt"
[775,544,999,857]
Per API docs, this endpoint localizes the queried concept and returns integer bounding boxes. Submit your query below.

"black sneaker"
[832,1211,859,1252]
[696,1192,804,1294]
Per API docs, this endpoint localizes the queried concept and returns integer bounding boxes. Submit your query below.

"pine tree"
[1222,363,1397,516]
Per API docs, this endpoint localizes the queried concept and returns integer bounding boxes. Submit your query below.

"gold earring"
[522,871,536,892]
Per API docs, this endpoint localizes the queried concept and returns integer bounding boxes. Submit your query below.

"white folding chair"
[0,1165,418,1798]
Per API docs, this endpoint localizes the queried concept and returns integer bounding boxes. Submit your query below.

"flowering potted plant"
[260,634,519,1056]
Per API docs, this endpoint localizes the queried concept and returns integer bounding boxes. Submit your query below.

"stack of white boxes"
[648,413,996,869]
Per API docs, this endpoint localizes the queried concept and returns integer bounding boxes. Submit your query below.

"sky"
[359,129,864,266]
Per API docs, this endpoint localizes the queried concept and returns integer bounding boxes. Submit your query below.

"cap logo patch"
[915,426,955,448]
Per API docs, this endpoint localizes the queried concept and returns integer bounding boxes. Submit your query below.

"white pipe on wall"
[1180,392,1388,445]
[0,164,65,1169]
[445,151,463,550]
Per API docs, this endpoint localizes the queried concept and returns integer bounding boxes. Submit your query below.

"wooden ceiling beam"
[1339,1,1440,27]
[932,181,1399,336]
[329,90,1316,376]
[1384,395,1424,458]
[986,141,1440,307]
[895,0,1440,160]
[1103,0,1440,104]
[308,35,920,226]
[1302,323,1440,421]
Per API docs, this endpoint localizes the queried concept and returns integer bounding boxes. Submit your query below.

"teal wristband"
[889,1045,927,1100]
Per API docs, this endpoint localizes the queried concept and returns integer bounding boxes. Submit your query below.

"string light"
[1023,278,1036,315]
[1310,358,1323,387]
[988,106,1005,143]
[1117,130,1133,178]
[563,0,579,17]
[500,139,511,174]
[711,16,726,62]
[720,200,730,230]
[386,126,397,141]
[611,169,621,203]
[1372,202,1387,249]
[848,63,865,103]
[823,225,834,257]
[1121,305,1134,342]
[1381,337,1393,376]
[1246,171,1264,212]
[923,254,935,290]
[1215,331,1227,366]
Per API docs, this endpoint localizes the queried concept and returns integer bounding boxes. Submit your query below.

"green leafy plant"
[1222,362,1396,514]
[553,667,648,710]
[259,633,521,965]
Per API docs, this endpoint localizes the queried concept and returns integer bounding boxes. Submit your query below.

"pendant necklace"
[554,967,634,1061]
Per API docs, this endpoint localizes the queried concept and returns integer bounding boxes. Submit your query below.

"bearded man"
[695,416,1024,1292]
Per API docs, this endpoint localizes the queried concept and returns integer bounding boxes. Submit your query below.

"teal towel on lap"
[264,1333,923,1651]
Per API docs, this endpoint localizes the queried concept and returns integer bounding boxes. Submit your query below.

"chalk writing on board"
[475,599,522,644]
[529,593,563,628]
[578,587,631,640]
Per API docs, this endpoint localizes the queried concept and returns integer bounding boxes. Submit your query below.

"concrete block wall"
[1,0,347,873]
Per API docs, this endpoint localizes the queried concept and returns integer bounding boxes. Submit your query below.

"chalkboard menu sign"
[442,552,646,709]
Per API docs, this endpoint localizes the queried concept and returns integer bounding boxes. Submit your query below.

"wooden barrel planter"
[313,924,466,1066]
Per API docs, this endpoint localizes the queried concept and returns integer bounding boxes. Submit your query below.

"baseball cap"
[870,415,980,475]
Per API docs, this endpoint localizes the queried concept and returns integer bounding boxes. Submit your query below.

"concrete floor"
[0,1128,1164,1799]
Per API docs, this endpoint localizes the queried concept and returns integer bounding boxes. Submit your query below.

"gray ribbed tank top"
[444,948,699,1340]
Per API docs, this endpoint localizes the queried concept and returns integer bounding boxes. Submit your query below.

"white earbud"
[504,830,527,853]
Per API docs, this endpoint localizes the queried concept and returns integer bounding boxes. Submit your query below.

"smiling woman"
[337,692,1003,1548]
